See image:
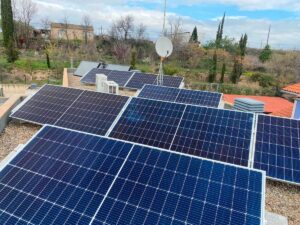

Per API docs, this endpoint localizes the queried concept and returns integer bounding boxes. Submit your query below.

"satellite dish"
[155,36,173,58]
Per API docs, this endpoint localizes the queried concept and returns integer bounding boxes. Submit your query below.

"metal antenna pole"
[162,0,167,34]
[267,25,271,46]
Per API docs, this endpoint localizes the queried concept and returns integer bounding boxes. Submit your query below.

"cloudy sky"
[31,0,300,49]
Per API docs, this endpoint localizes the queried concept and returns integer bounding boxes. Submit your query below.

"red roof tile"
[282,83,300,95]
[223,94,293,118]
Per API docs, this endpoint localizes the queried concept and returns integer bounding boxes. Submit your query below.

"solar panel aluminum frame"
[248,114,259,168]
[137,84,223,109]
[0,124,266,225]
[253,114,300,186]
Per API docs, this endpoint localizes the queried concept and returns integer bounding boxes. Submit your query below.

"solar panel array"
[138,84,222,107]
[0,125,265,225]
[109,98,255,167]
[81,69,183,89]
[80,68,113,84]
[11,85,129,136]
[254,115,300,185]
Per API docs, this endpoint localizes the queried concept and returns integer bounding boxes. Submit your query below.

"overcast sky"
[30,0,300,49]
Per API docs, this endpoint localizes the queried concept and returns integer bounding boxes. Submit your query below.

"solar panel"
[55,91,129,135]
[125,72,157,89]
[81,68,112,84]
[253,115,300,184]
[138,84,222,108]
[107,70,134,87]
[162,75,184,87]
[109,98,186,149]
[171,106,254,166]
[138,85,180,102]
[11,85,84,125]
[11,85,129,136]
[0,125,265,225]
[93,145,265,225]
[176,88,222,107]
[0,125,132,224]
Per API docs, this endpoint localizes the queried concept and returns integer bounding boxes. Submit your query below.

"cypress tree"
[208,51,217,83]
[189,26,198,43]
[215,12,225,48]
[220,63,226,83]
[1,0,18,62]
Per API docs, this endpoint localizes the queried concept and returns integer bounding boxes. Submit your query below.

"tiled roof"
[282,83,300,95]
[223,94,294,118]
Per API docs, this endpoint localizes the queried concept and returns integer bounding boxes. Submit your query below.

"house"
[223,94,294,118]
[50,23,94,41]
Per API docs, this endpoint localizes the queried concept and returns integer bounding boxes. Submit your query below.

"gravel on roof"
[0,122,299,225]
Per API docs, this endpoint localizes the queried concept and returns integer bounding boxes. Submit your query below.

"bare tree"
[113,41,131,63]
[14,0,37,48]
[111,15,134,40]
[82,15,92,45]
[62,16,70,51]
[136,23,146,41]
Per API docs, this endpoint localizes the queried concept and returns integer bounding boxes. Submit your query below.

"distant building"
[50,23,94,41]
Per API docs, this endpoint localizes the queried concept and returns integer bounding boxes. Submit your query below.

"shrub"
[163,64,179,75]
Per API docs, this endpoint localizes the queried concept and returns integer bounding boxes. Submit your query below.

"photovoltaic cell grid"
[138,85,180,102]
[176,88,222,107]
[107,70,135,87]
[254,115,300,184]
[11,85,84,125]
[0,125,265,225]
[94,145,264,225]
[138,84,222,108]
[55,91,129,135]
[80,68,113,84]
[161,75,184,88]
[171,106,254,167]
[125,72,157,89]
[11,85,129,136]
[109,98,186,149]
[0,125,132,225]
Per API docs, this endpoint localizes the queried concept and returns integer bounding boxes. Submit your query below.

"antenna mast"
[162,0,167,34]
[267,25,271,46]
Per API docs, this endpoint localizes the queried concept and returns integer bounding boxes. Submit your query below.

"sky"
[30,0,300,49]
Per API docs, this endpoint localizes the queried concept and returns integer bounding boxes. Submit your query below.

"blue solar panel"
[125,72,157,89]
[254,115,300,184]
[138,84,222,107]
[171,106,254,166]
[81,68,112,84]
[176,88,222,107]
[162,75,183,88]
[11,85,129,136]
[11,85,84,124]
[0,125,265,224]
[93,145,264,225]
[138,85,180,102]
[0,125,132,224]
[55,91,129,135]
[107,70,135,87]
[109,98,186,149]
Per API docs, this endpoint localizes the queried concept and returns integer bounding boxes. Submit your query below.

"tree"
[208,51,217,83]
[111,15,134,40]
[130,48,137,69]
[82,15,91,45]
[215,13,225,48]
[259,44,272,63]
[230,58,241,84]
[189,26,198,43]
[239,33,248,59]
[135,23,146,41]
[1,0,18,62]
[220,63,226,83]
[14,0,37,48]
